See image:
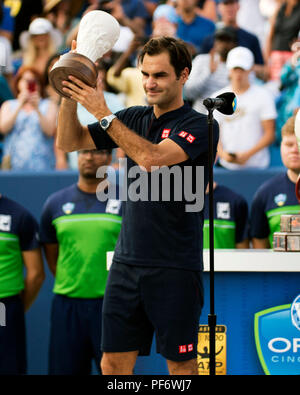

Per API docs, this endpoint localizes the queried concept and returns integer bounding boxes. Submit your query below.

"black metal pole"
[207,108,216,376]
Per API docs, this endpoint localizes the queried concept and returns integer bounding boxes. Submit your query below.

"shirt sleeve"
[234,196,249,244]
[249,35,264,65]
[18,211,40,251]
[168,114,219,161]
[39,198,58,244]
[259,89,277,121]
[249,189,270,239]
[87,122,118,150]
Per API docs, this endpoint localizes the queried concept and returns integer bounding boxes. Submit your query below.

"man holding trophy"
[53,10,219,375]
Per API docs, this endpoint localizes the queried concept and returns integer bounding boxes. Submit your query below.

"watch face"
[101,119,108,128]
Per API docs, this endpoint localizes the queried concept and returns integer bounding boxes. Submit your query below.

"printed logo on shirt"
[186,134,196,144]
[217,202,230,219]
[178,131,196,143]
[179,131,188,138]
[0,215,11,231]
[274,193,287,207]
[161,129,170,139]
[179,345,187,354]
[62,202,75,215]
[106,199,121,215]
[179,344,194,354]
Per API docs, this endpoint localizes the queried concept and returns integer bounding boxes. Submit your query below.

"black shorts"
[101,262,204,362]
[48,295,103,375]
[0,295,26,375]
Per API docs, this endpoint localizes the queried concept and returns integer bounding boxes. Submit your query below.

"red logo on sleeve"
[179,131,188,138]
[186,134,196,143]
[179,345,187,354]
[188,344,194,352]
[178,131,196,143]
[161,129,170,139]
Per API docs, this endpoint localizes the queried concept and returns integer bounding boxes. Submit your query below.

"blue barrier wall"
[0,167,287,374]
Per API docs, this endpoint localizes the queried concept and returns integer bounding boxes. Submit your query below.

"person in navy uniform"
[203,182,249,249]
[250,114,300,248]
[40,148,122,375]
[0,194,44,375]
[56,36,219,375]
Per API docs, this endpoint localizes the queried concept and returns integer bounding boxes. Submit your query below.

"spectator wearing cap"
[212,46,277,169]
[199,0,265,77]
[184,25,237,113]
[17,17,63,75]
[43,0,84,53]
[175,0,216,55]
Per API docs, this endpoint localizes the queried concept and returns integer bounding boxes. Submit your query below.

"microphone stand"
[203,92,236,375]
[207,107,216,376]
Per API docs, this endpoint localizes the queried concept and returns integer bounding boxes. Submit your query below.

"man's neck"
[224,20,239,28]
[180,8,196,24]
[287,169,300,184]
[153,99,185,118]
[77,178,106,194]
[231,81,250,95]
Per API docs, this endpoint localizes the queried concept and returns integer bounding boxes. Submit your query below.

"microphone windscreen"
[217,92,237,115]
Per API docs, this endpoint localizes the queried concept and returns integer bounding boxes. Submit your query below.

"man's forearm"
[22,274,44,311]
[106,118,157,171]
[56,98,84,151]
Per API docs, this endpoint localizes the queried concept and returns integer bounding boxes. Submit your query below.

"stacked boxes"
[273,215,300,251]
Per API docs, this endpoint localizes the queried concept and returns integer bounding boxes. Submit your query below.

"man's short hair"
[281,115,296,138]
[138,36,192,78]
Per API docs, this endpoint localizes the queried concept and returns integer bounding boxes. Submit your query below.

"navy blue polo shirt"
[88,102,219,271]
[0,195,39,298]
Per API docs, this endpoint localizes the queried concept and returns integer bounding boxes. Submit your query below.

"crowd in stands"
[0,0,299,171]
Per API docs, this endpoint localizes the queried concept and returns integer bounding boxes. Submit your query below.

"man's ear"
[181,67,190,84]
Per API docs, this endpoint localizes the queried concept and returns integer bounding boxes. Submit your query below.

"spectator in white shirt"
[213,46,277,169]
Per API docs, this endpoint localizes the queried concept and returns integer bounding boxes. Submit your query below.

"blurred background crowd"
[0,0,299,171]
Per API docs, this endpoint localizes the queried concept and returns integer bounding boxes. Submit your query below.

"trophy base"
[49,52,98,98]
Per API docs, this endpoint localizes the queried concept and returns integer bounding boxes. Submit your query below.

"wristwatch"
[100,114,117,131]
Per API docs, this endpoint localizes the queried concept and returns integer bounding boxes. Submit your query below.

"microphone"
[203,92,237,115]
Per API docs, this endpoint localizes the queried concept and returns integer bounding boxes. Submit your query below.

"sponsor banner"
[254,295,300,375]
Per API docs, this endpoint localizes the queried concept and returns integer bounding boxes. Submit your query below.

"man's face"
[229,67,250,84]
[140,52,188,107]
[281,135,300,172]
[77,150,112,179]
[176,0,197,12]
[219,0,239,24]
